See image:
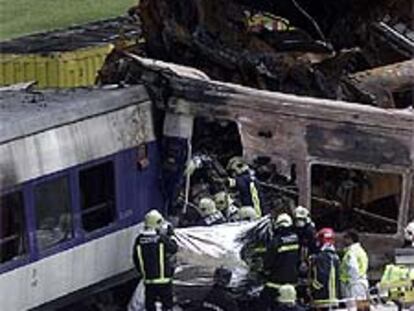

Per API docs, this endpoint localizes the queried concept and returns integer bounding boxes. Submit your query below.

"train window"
[79,161,116,232]
[311,164,402,234]
[0,191,27,264]
[34,177,73,251]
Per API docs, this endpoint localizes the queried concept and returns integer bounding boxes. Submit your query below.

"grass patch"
[0,0,137,41]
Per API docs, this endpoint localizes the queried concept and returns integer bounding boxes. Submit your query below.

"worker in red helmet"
[309,228,340,310]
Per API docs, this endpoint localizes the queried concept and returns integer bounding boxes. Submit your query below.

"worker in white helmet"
[226,156,262,218]
[132,209,178,311]
[293,206,317,301]
[404,220,414,247]
[237,206,259,222]
[272,284,305,311]
[197,197,226,226]
[214,191,240,222]
[259,213,300,309]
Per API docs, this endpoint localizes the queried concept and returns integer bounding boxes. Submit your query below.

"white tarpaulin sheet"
[128,220,259,311]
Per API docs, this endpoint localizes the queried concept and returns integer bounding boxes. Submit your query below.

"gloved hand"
[159,222,174,236]
[184,159,197,176]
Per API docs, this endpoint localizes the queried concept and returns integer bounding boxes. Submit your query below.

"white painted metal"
[0,102,155,188]
[163,112,193,139]
[0,224,142,311]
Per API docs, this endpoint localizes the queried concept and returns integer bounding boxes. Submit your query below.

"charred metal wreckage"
[97,0,414,276]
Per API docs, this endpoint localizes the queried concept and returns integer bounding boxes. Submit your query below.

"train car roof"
[0,85,149,144]
[0,17,140,53]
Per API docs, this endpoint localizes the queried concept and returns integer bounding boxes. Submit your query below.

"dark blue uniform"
[295,222,317,256]
[260,227,300,309]
[231,171,262,217]
[133,230,178,311]
[309,245,340,307]
[198,211,226,226]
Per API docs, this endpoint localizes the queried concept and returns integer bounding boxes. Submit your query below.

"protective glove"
[184,159,198,176]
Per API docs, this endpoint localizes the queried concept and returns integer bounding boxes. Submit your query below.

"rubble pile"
[101,0,413,108]
[97,0,413,228]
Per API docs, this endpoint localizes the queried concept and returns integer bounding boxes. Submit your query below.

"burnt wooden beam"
[346,59,414,108]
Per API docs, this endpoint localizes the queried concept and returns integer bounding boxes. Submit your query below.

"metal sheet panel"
[0,224,140,310]
[0,102,155,188]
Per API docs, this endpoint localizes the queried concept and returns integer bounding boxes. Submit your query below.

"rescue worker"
[132,210,178,311]
[226,157,262,218]
[185,153,226,194]
[339,229,369,301]
[260,213,300,309]
[379,264,414,305]
[309,228,340,309]
[293,206,317,301]
[404,220,414,247]
[293,206,317,255]
[238,206,259,221]
[214,191,240,222]
[201,267,239,311]
[198,197,226,226]
[273,284,306,311]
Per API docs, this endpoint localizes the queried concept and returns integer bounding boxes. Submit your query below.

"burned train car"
[0,85,162,310]
[132,55,414,278]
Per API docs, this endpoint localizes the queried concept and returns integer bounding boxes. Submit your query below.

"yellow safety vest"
[340,243,368,283]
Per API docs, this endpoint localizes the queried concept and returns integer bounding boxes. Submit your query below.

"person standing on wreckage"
[226,157,263,219]
[132,210,178,311]
[260,213,300,310]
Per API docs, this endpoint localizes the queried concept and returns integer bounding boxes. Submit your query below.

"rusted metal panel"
[306,123,412,167]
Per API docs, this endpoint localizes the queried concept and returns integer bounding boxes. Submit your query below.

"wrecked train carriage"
[134,55,414,276]
[128,0,414,108]
[0,86,162,310]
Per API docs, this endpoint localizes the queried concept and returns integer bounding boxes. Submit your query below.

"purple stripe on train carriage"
[0,141,164,275]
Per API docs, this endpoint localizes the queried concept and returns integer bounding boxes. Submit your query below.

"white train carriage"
[0,85,162,310]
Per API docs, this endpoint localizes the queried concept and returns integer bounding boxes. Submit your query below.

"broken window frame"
[0,189,28,265]
[306,159,410,237]
[34,175,73,252]
[78,161,117,233]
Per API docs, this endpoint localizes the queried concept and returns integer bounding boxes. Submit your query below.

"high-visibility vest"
[340,243,368,283]
[380,264,414,289]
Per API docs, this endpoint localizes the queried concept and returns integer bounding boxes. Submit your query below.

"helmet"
[294,206,311,226]
[227,156,249,176]
[213,267,232,287]
[278,284,296,304]
[274,213,293,228]
[198,197,217,217]
[238,206,258,221]
[316,228,335,246]
[214,191,229,211]
[145,209,164,230]
[404,221,414,243]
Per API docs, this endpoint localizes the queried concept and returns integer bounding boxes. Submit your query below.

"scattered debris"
[100,0,413,108]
